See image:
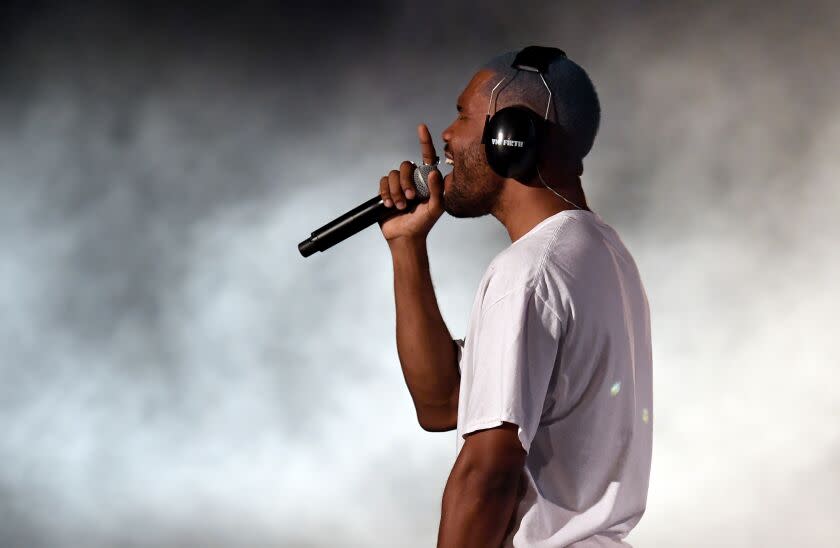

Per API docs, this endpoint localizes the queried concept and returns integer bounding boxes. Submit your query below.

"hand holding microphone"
[377,124,445,245]
[297,124,445,257]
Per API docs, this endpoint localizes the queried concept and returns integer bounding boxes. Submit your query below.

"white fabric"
[454,209,652,547]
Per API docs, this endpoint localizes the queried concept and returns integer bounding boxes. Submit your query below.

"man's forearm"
[389,236,459,428]
[437,467,520,548]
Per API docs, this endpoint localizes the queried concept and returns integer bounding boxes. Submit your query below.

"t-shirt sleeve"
[460,285,562,454]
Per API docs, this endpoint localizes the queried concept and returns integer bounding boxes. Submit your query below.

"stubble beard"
[442,141,502,219]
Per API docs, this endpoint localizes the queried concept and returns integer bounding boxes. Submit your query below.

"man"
[377,46,652,547]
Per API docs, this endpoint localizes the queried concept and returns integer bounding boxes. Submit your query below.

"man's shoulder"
[480,251,569,316]
[484,243,547,302]
[489,218,570,277]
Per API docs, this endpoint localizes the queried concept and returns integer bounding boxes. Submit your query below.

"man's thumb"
[427,169,443,209]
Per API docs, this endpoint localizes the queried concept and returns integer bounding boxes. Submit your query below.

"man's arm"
[389,236,460,431]
[438,422,527,547]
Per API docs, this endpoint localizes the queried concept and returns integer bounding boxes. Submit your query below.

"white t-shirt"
[454,209,652,547]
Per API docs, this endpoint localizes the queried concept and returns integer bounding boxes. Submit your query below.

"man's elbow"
[417,405,457,432]
[419,418,457,432]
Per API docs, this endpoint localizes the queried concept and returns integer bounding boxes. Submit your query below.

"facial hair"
[442,139,503,219]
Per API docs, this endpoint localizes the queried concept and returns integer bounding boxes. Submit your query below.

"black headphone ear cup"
[482,106,541,181]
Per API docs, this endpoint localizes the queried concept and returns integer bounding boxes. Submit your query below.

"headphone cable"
[536,165,584,210]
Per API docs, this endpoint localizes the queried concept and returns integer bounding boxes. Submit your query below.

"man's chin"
[442,193,465,218]
[442,171,492,218]
[443,197,482,219]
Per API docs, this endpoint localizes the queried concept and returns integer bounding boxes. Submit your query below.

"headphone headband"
[511,46,566,73]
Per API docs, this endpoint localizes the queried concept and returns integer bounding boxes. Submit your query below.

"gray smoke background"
[1,1,837,546]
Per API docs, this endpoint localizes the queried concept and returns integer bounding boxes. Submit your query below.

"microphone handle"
[298,163,439,257]
[297,194,420,257]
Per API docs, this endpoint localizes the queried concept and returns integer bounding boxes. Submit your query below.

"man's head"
[441,48,600,219]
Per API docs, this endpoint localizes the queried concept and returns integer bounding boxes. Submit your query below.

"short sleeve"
[460,286,562,454]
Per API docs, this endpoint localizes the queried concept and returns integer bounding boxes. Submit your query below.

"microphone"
[298,162,441,257]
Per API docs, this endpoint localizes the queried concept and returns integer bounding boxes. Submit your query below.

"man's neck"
[492,180,590,243]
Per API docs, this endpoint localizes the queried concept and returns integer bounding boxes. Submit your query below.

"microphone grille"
[412,163,438,200]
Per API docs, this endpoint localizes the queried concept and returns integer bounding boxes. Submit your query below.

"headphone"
[480,45,567,182]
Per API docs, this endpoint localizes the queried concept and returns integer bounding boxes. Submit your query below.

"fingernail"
[385,199,392,207]
[397,201,406,209]
[405,189,415,199]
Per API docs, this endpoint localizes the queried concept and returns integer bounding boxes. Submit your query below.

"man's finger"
[427,169,442,212]
[417,123,438,165]
[399,160,416,199]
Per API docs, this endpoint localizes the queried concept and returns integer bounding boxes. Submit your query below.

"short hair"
[477,49,601,172]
